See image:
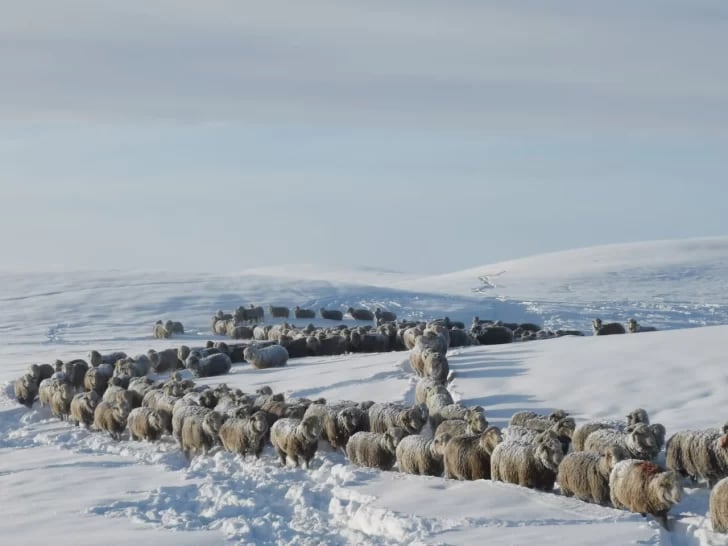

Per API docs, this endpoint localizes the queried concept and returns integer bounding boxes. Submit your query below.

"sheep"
[141,389,177,433]
[69,390,100,427]
[180,409,225,458]
[114,354,151,379]
[243,343,289,369]
[409,333,448,378]
[229,324,254,340]
[304,402,366,450]
[627,318,658,333]
[102,381,143,410]
[425,391,456,430]
[368,402,428,435]
[346,428,408,471]
[128,376,156,398]
[557,447,623,505]
[592,318,626,335]
[30,363,55,383]
[279,334,310,359]
[127,407,165,441]
[347,307,374,321]
[435,413,489,440]
[710,477,728,532]
[348,331,390,353]
[49,381,75,420]
[89,350,127,367]
[93,400,130,440]
[148,348,182,374]
[153,320,170,339]
[320,308,344,321]
[167,320,184,335]
[294,306,316,319]
[443,426,503,480]
[269,305,290,319]
[448,328,474,348]
[415,377,449,406]
[396,433,451,476]
[490,430,564,491]
[609,459,682,530]
[60,359,89,392]
[316,334,347,356]
[507,413,575,455]
[571,408,650,451]
[509,409,570,428]
[218,411,269,458]
[185,353,232,378]
[270,414,323,469]
[374,308,397,324]
[402,326,424,350]
[665,426,728,486]
[583,423,658,461]
[214,320,228,336]
[14,373,39,407]
[473,325,514,345]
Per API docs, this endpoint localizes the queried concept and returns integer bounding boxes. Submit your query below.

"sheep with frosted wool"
[69,390,100,427]
[368,402,428,435]
[444,426,503,480]
[609,459,682,529]
[219,411,269,458]
[127,407,165,441]
[557,447,623,505]
[396,433,451,476]
[665,425,728,487]
[93,400,130,440]
[270,414,323,469]
[346,427,408,471]
[303,402,366,450]
[244,343,289,369]
[583,423,658,461]
[491,430,564,491]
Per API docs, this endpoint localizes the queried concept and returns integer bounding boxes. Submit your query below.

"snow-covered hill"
[2,237,728,545]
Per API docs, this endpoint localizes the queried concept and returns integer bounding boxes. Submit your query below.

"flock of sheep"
[13,305,725,535]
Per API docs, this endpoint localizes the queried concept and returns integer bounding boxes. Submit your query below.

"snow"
[2,237,728,545]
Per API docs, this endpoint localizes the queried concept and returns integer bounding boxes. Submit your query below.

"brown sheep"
[443,426,503,480]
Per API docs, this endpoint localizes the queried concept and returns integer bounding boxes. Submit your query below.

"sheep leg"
[655,511,670,531]
[276,449,287,466]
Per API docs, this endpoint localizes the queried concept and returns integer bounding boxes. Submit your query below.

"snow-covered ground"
[2,237,728,545]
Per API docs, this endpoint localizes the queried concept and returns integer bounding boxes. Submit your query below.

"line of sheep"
[11,321,725,533]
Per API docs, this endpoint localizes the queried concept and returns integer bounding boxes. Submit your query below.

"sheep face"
[431,433,451,458]
[252,412,268,434]
[468,409,488,434]
[384,427,408,452]
[479,426,503,452]
[203,411,225,437]
[340,407,364,435]
[629,423,658,452]
[536,436,564,472]
[655,470,683,506]
[302,415,323,442]
[402,407,427,434]
[549,409,569,422]
[554,417,576,438]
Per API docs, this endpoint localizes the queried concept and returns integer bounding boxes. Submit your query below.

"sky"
[1,1,727,274]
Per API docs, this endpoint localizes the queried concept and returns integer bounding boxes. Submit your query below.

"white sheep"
[396,433,451,476]
[218,411,269,458]
[368,402,428,435]
[127,407,165,442]
[243,343,289,369]
[270,415,323,469]
[93,400,130,440]
[583,423,658,461]
[609,459,682,529]
[443,426,503,480]
[346,428,408,471]
[710,476,728,532]
[557,447,622,505]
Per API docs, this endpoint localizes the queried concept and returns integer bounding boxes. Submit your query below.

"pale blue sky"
[2,1,727,273]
